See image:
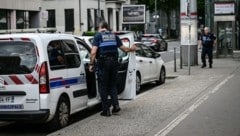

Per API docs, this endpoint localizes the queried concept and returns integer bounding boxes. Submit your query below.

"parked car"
[141,34,168,52]
[78,34,166,94]
[134,42,166,93]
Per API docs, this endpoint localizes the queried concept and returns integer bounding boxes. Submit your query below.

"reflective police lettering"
[102,34,115,42]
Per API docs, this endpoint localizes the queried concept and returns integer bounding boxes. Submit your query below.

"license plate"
[0,96,14,103]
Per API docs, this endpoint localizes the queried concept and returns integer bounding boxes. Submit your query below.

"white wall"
[41,0,107,35]
[0,0,41,11]
[41,0,80,34]
[80,0,107,32]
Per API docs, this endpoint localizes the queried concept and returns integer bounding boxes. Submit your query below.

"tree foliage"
[137,0,180,37]
[137,0,180,13]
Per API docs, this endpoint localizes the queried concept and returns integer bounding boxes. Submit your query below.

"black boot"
[100,109,111,117]
[112,105,121,113]
[209,64,212,68]
[201,64,206,68]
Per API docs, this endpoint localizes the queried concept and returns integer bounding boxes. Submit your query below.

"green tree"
[197,0,205,26]
[137,0,180,38]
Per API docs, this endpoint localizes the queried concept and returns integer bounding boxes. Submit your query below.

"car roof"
[141,34,159,37]
[0,33,73,40]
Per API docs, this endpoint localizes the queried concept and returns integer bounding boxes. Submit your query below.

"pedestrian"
[198,27,217,68]
[89,21,136,117]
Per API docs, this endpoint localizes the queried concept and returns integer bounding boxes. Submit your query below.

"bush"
[82,31,97,36]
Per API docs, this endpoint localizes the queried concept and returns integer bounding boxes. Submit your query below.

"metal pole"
[188,0,191,75]
[180,46,182,69]
[174,47,177,72]
[155,0,157,33]
[98,0,101,23]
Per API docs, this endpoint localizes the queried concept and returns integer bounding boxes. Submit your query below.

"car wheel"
[156,68,166,85]
[49,96,70,130]
[136,74,141,94]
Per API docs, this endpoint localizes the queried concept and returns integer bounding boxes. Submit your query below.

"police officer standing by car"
[199,27,217,68]
[89,21,136,117]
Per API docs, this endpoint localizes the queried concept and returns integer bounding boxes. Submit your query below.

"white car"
[78,34,166,94]
[134,42,166,93]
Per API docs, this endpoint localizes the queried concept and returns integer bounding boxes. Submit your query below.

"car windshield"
[0,41,37,75]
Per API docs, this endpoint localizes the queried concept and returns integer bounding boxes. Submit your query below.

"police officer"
[199,27,217,68]
[89,21,136,117]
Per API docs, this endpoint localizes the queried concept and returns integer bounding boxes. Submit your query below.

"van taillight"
[39,62,49,94]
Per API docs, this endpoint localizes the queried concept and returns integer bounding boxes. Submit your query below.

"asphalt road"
[165,66,240,136]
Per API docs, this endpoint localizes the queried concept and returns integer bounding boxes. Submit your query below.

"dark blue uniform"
[200,33,216,67]
[93,31,122,112]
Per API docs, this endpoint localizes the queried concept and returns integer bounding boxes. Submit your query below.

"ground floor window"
[65,9,74,32]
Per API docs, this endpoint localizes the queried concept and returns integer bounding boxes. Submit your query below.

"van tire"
[49,96,70,131]
[156,68,166,85]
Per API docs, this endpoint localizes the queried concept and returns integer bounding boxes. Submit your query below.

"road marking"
[154,74,234,136]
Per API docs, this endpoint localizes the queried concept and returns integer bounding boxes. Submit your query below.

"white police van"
[0,33,136,129]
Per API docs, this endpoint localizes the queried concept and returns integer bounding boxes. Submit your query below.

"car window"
[62,40,81,69]
[77,40,90,61]
[0,41,37,75]
[48,40,81,70]
[119,38,129,58]
[135,44,144,57]
[141,44,154,58]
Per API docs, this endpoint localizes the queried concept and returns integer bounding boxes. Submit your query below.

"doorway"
[216,21,234,57]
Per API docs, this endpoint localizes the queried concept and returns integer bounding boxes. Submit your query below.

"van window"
[0,41,37,75]
[62,40,81,68]
[48,40,81,70]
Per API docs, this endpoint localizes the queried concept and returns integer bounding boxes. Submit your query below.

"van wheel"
[156,68,166,85]
[49,96,70,131]
[136,74,141,94]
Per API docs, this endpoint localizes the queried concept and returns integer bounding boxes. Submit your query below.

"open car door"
[75,34,136,101]
[117,33,136,100]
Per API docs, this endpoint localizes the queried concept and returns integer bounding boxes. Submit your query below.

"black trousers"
[96,58,119,111]
[201,47,213,65]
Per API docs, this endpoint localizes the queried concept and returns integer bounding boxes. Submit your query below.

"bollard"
[180,46,182,69]
[174,47,177,72]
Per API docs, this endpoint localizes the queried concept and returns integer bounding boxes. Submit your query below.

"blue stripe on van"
[50,76,86,89]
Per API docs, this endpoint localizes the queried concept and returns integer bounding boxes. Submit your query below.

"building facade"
[0,0,130,34]
[0,0,41,30]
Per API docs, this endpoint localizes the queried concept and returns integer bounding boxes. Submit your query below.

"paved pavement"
[46,54,240,136]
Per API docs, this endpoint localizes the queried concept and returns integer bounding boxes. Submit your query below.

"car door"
[141,44,158,80]
[135,43,151,82]
[117,33,136,99]
[75,33,136,100]
[61,39,88,113]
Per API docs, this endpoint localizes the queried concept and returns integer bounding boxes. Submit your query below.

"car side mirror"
[153,53,160,58]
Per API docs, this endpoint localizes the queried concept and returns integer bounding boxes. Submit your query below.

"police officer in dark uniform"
[89,21,136,117]
[199,27,216,68]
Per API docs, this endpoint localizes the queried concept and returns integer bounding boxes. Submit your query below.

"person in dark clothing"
[49,42,64,65]
[199,27,216,68]
[89,21,136,117]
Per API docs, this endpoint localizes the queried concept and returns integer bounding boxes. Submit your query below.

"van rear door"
[0,38,40,111]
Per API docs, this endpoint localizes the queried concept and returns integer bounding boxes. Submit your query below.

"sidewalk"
[48,56,240,136]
